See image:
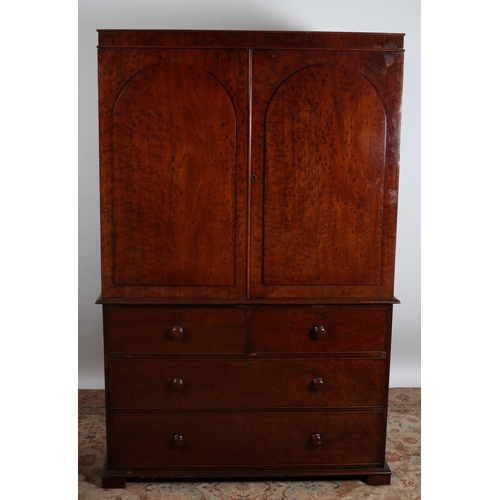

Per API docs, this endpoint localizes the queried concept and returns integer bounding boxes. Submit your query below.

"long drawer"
[107,307,246,354]
[252,307,388,353]
[110,411,383,468]
[108,358,385,409]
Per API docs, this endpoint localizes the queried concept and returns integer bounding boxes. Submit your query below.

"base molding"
[365,462,392,485]
[101,460,391,489]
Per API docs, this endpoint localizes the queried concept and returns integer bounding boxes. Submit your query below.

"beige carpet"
[78,388,420,499]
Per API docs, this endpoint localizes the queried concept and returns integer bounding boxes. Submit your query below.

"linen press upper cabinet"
[96,30,405,488]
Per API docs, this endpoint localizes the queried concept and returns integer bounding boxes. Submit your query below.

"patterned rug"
[78,388,420,499]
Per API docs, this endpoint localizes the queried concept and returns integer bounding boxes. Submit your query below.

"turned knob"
[311,433,322,447]
[312,377,325,391]
[171,378,184,391]
[172,434,184,448]
[171,325,184,339]
[313,325,326,339]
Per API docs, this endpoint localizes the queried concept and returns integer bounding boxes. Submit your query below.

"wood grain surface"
[110,411,383,467]
[250,49,403,298]
[98,48,248,298]
[106,307,246,353]
[108,357,386,409]
[252,306,389,353]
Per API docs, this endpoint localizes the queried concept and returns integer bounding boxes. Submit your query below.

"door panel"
[250,50,403,298]
[112,62,236,286]
[98,49,248,298]
[263,63,385,285]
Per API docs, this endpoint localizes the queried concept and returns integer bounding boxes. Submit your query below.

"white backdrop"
[78,0,421,388]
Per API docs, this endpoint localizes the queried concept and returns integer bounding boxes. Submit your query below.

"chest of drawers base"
[99,301,395,488]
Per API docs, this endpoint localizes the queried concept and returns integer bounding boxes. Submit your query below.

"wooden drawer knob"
[311,433,322,447]
[313,325,326,339]
[172,434,184,448]
[312,377,325,391]
[171,325,184,339]
[171,378,184,391]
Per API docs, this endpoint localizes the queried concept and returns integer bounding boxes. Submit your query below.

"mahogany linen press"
[96,30,405,488]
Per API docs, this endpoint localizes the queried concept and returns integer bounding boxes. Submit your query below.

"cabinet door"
[250,49,403,298]
[98,49,248,298]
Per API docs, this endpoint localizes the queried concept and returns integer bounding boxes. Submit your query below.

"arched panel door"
[250,50,403,298]
[106,56,247,297]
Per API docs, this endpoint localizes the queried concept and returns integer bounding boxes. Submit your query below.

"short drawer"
[110,411,383,468]
[252,307,388,353]
[108,358,385,409]
[106,307,246,354]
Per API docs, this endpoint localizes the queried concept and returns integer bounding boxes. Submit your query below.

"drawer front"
[107,307,246,354]
[109,358,385,409]
[252,307,387,353]
[110,412,383,468]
